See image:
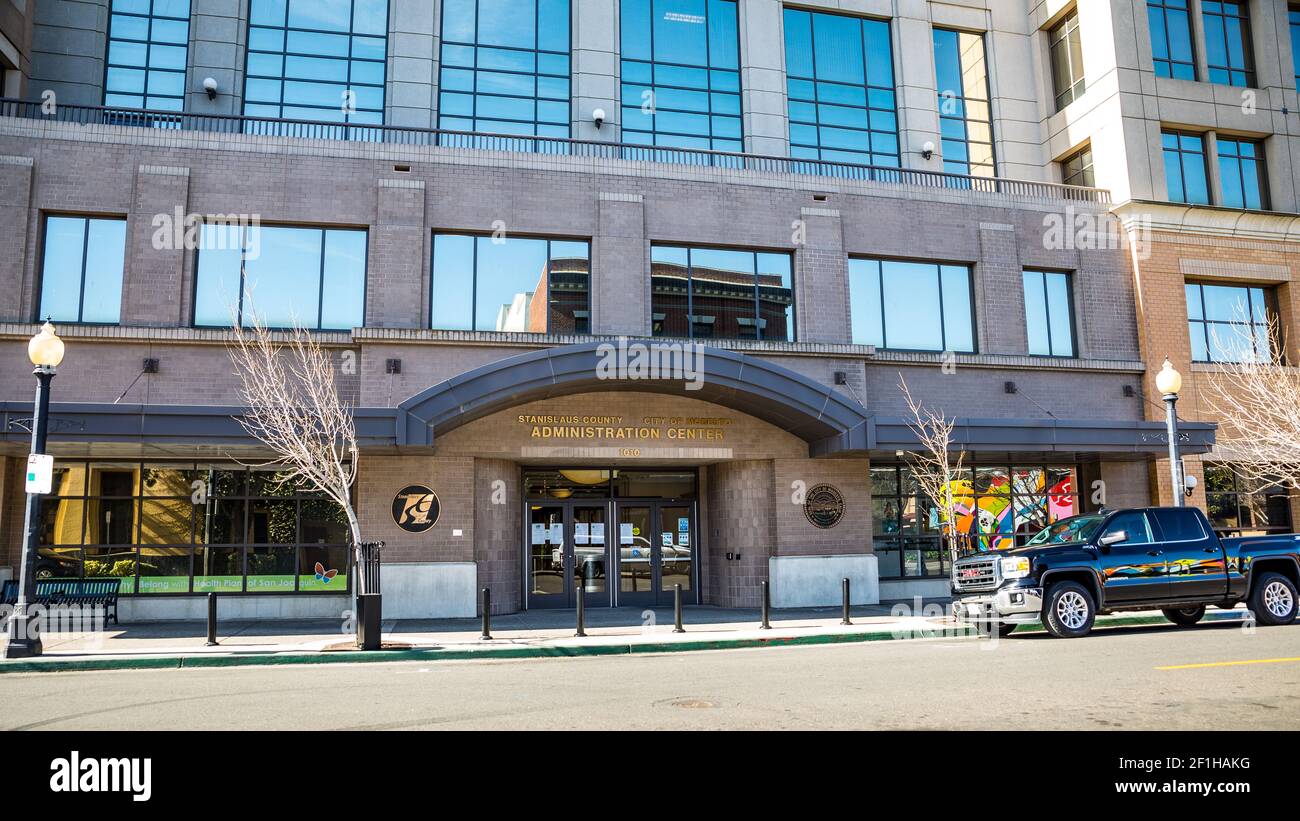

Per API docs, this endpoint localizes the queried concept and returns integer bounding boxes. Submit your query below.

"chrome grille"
[953,557,998,591]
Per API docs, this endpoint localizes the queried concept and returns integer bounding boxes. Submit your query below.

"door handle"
[1203,548,1219,554]
[1147,550,1163,557]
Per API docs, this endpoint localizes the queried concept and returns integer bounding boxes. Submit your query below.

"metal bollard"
[760,580,771,630]
[840,577,852,625]
[205,592,219,646]
[480,587,492,640]
[673,584,685,633]
[574,580,587,638]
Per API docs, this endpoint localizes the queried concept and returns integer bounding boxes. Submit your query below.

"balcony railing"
[0,97,1111,204]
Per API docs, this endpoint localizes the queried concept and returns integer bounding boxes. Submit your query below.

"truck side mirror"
[1099,530,1128,548]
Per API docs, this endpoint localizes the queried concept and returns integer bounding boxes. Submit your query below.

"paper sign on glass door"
[574,523,589,545]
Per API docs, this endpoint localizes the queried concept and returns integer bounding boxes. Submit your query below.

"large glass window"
[783,9,899,167]
[38,216,127,325]
[933,28,995,177]
[872,464,1079,577]
[1023,270,1075,357]
[1185,281,1275,363]
[104,0,191,111]
[1047,9,1085,110]
[1162,130,1209,204]
[619,0,741,153]
[1148,0,1197,80]
[438,0,572,137]
[1205,464,1293,535]
[1060,144,1094,187]
[1291,6,1300,92]
[431,235,590,333]
[1217,137,1266,210]
[650,245,793,341]
[848,259,975,352]
[243,0,388,124]
[37,463,351,595]
[194,224,367,330]
[1203,1,1255,87]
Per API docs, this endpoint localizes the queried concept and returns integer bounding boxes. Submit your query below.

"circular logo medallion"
[392,485,440,533]
[804,484,845,529]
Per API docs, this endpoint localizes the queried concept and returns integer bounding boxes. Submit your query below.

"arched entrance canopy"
[396,342,873,456]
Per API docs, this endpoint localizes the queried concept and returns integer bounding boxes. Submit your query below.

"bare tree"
[227,316,362,548]
[1200,315,1300,491]
[898,375,968,563]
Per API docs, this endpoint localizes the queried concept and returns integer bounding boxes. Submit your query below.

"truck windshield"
[1026,514,1106,546]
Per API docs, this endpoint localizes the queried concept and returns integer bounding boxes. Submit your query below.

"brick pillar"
[473,458,522,614]
[368,178,427,328]
[795,207,848,343]
[0,156,34,322]
[594,192,646,336]
[976,221,1027,354]
[123,165,191,326]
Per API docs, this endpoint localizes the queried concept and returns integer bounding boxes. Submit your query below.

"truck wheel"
[1042,581,1095,638]
[1251,572,1298,626]
[1162,606,1205,626]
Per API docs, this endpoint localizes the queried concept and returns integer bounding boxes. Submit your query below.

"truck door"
[1098,510,1169,603]
[1150,508,1228,601]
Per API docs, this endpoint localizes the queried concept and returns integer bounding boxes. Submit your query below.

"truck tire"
[1042,581,1095,638]
[1250,572,1298,626]
[1161,606,1205,626]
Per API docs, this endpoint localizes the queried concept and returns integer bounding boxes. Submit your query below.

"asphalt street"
[2,620,1297,730]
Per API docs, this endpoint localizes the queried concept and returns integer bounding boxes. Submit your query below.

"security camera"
[921,140,936,160]
[203,77,218,100]
[592,108,606,129]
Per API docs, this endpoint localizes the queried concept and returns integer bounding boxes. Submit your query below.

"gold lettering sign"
[517,414,731,443]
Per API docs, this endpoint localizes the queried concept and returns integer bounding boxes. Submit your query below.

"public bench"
[0,579,120,623]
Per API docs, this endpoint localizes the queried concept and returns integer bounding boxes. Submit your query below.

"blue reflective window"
[619,0,742,153]
[934,28,995,178]
[1292,6,1300,92]
[195,224,367,330]
[650,245,794,341]
[1202,1,1255,87]
[1022,270,1075,357]
[431,235,590,333]
[438,0,572,136]
[1186,282,1274,363]
[783,9,898,167]
[38,216,127,324]
[244,0,388,124]
[848,259,975,352]
[104,0,191,110]
[1217,137,1266,210]
[1148,0,1197,80]
[1162,130,1209,204]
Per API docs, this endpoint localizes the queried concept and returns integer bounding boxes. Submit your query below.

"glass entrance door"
[528,504,567,607]
[614,502,697,607]
[571,504,610,607]
[528,502,613,608]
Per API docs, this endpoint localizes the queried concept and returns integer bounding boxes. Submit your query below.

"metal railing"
[0,97,1111,203]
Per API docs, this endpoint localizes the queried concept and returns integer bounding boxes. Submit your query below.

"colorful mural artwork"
[932,469,1077,551]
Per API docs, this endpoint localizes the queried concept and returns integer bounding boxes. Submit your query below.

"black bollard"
[840,577,852,625]
[574,579,587,637]
[760,580,771,630]
[480,587,492,640]
[205,592,219,646]
[673,583,685,633]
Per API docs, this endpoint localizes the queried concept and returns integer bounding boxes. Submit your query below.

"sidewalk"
[0,603,1247,674]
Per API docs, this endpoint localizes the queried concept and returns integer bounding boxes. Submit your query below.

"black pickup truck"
[950,506,1300,638]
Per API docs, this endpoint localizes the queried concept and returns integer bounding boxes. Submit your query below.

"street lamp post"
[1155,358,1185,509]
[4,322,65,659]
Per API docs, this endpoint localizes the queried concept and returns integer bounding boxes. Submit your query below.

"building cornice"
[1112,199,1300,243]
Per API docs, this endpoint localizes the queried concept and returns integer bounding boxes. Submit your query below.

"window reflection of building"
[1205,464,1292,536]
[650,245,794,340]
[433,235,590,334]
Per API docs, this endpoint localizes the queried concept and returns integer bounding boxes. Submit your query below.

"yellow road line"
[1156,657,1300,670]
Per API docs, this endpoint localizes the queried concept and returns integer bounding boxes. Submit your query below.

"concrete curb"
[0,612,1234,674]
